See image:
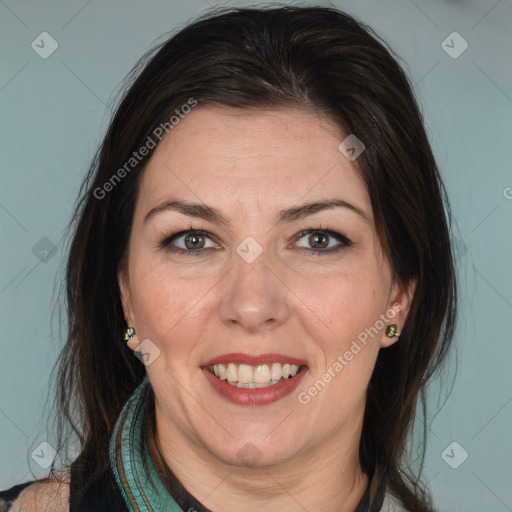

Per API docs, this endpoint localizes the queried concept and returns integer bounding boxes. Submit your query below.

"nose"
[218,249,290,333]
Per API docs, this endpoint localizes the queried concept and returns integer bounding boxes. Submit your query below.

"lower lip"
[202,367,307,406]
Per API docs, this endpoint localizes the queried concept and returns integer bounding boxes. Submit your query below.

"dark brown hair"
[45,5,457,511]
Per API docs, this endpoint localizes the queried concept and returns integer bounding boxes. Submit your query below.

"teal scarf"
[109,376,184,512]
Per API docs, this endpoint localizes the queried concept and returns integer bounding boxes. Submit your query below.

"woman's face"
[119,106,413,469]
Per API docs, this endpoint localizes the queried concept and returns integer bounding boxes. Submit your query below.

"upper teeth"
[210,362,301,385]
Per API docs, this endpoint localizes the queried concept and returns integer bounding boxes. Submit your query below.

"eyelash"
[158,224,352,257]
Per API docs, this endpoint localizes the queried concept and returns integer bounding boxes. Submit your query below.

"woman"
[0,5,457,512]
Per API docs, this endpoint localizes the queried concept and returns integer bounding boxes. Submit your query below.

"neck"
[151,409,369,512]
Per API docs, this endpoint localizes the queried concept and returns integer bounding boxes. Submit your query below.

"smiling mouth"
[206,362,307,388]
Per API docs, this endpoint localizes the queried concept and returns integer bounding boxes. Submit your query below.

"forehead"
[136,106,371,219]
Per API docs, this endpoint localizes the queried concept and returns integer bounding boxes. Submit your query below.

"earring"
[123,327,136,343]
[385,324,401,338]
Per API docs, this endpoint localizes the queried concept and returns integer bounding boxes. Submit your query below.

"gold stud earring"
[385,324,401,338]
[123,327,136,343]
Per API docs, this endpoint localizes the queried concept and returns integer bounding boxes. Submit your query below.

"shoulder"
[3,476,70,512]
[379,490,409,512]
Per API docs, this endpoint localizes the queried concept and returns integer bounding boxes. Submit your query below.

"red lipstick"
[201,353,308,406]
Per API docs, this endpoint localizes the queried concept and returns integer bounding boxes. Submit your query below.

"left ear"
[118,268,140,351]
[379,277,417,348]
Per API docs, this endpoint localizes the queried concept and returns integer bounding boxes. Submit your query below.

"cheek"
[299,263,389,342]
[129,263,213,358]
[294,262,389,402]
[298,272,385,414]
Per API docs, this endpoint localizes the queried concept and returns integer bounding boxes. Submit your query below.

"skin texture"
[119,107,415,512]
[8,477,70,512]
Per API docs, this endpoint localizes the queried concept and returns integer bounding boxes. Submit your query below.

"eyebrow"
[143,198,372,225]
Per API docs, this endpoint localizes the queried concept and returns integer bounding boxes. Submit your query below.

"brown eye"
[308,232,329,249]
[160,229,220,255]
[183,233,206,249]
[294,229,351,255]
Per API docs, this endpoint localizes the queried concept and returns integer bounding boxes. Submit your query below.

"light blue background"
[1,1,511,511]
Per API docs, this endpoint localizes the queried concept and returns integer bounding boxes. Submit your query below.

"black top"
[0,462,126,512]
[0,457,386,511]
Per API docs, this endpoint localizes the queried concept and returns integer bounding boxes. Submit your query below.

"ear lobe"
[379,277,417,348]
